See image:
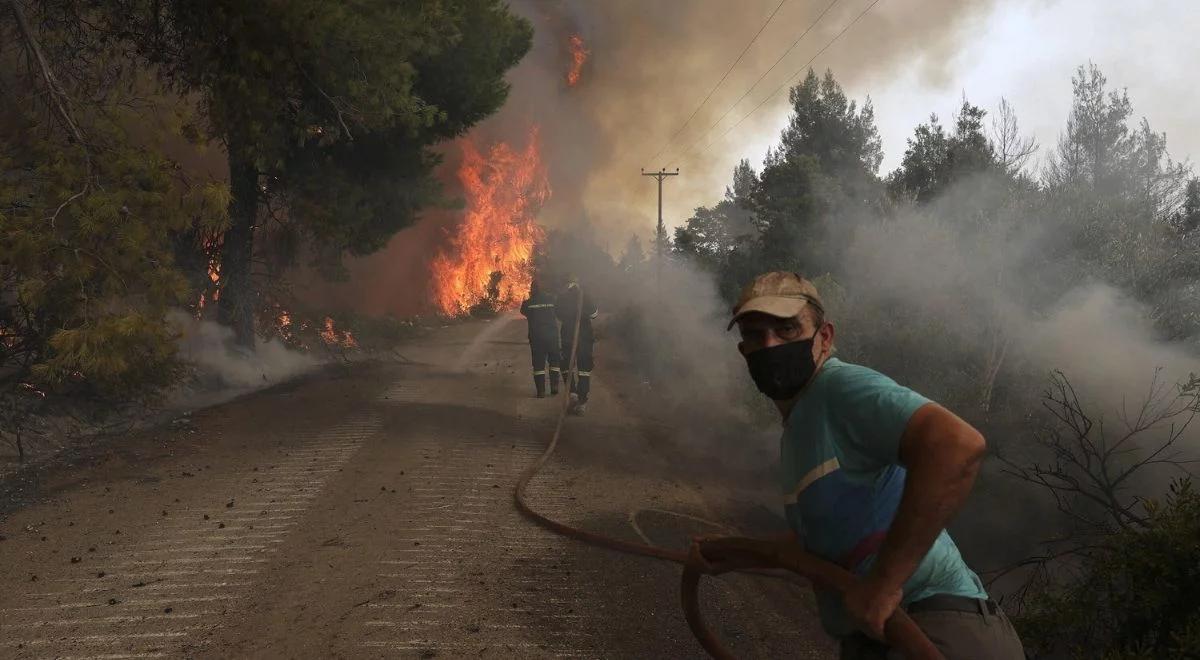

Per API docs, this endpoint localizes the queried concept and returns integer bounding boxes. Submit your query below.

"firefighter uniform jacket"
[520,289,559,342]
[555,284,597,345]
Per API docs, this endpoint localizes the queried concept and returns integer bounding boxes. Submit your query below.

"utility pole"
[640,167,679,287]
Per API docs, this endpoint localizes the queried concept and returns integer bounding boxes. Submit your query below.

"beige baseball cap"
[727,271,825,330]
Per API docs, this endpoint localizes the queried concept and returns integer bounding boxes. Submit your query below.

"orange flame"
[430,128,550,317]
[319,316,358,349]
[567,34,588,87]
[275,309,295,343]
[195,236,222,316]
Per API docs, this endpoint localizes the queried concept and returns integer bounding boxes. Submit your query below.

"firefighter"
[519,279,561,398]
[555,275,597,415]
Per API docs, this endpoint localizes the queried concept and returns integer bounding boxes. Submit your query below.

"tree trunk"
[217,154,258,347]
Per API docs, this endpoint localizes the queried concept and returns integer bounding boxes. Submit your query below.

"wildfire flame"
[430,128,550,317]
[275,309,295,344]
[274,308,357,350]
[195,236,222,316]
[319,316,358,349]
[566,34,588,87]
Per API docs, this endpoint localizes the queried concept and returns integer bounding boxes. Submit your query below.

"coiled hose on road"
[512,294,942,659]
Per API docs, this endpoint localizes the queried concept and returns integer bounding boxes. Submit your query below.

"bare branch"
[8,0,93,224]
[8,0,85,144]
[991,97,1038,175]
[296,63,355,140]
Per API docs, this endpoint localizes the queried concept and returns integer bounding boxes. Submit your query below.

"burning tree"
[431,129,551,317]
[101,0,534,345]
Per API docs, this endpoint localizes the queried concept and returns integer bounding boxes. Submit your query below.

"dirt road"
[0,315,834,659]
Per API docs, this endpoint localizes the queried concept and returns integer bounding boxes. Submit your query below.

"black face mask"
[744,338,818,400]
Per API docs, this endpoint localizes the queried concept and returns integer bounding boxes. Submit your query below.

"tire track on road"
[361,371,614,658]
[1,412,380,659]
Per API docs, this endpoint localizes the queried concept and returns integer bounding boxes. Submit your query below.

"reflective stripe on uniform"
[549,367,561,372]
[527,303,554,309]
[578,371,591,377]
[533,370,546,376]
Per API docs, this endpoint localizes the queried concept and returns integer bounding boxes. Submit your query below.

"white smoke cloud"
[166,311,319,406]
[1028,285,1199,408]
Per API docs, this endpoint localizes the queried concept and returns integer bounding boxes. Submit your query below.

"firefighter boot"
[534,373,546,398]
[549,368,560,395]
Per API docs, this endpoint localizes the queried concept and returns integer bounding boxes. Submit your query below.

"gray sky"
[644,0,1200,235]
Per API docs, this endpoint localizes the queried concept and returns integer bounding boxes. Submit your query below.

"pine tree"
[887,99,998,203]
[746,70,883,278]
[1045,63,1135,195]
[104,0,533,345]
[674,160,757,270]
[1,8,224,404]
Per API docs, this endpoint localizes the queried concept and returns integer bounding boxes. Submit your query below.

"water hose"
[511,291,942,659]
[680,539,941,659]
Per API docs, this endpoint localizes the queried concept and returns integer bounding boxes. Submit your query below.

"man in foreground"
[726,272,1024,659]
[519,278,561,398]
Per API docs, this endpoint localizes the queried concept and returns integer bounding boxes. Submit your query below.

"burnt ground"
[0,315,835,659]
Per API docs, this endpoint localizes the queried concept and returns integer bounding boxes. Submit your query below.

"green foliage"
[1037,63,1196,339]
[0,33,216,401]
[3,0,530,429]
[779,69,883,184]
[1018,478,1200,659]
[673,159,757,273]
[35,312,183,394]
[673,69,886,299]
[677,62,1195,415]
[887,100,998,203]
[747,69,884,278]
[97,0,533,342]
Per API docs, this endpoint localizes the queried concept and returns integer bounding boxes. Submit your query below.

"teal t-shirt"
[779,358,987,638]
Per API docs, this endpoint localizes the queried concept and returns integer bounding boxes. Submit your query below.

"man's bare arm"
[843,402,986,638]
[870,402,985,592]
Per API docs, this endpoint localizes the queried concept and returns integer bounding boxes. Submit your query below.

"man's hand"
[843,576,903,640]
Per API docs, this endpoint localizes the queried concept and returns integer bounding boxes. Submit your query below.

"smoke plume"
[322,0,1003,317]
[500,0,1005,239]
[167,311,319,407]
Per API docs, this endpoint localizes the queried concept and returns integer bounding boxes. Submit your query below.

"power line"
[647,0,790,165]
[675,0,885,165]
[664,0,842,167]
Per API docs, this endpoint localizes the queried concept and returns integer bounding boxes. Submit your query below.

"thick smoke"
[840,192,1199,412]
[505,0,1002,240]
[498,0,1200,505]
[321,0,1002,317]
[1028,286,1199,407]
